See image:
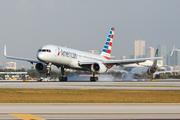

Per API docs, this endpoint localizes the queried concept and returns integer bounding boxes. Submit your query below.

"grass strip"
[0,88,180,103]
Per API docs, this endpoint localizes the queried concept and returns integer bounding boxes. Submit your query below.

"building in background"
[21,65,25,69]
[0,63,2,69]
[89,50,115,60]
[166,66,174,71]
[109,56,115,60]
[121,56,126,60]
[157,45,169,65]
[170,49,180,67]
[174,66,180,70]
[31,65,35,70]
[134,40,145,59]
[6,61,16,70]
[130,55,134,59]
[146,47,155,58]
[89,50,100,54]
[157,60,163,67]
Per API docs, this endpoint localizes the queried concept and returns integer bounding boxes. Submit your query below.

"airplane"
[111,48,175,79]
[4,27,170,81]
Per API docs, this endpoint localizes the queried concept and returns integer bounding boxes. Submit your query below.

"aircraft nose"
[37,52,45,61]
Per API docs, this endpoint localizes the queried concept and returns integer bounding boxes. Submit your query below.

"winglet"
[4,45,7,57]
[164,45,175,58]
[3,45,40,63]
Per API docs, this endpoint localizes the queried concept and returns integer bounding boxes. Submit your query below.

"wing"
[79,46,175,67]
[102,57,164,66]
[4,45,41,64]
[79,57,163,66]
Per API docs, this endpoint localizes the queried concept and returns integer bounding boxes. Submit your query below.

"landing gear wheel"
[59,66,67,82]
[59,77,68,81]
[90,77,98,82]
[46,72,51,76]
[155,74,160,79]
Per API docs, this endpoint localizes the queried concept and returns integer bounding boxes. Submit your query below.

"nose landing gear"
[46,63,52,76]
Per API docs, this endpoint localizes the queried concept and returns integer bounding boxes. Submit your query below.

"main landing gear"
[90,73,98,82]
[57,66,98,82]
[59,66,67,81]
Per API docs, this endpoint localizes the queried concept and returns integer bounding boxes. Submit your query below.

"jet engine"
[35,63,47,73]
[147,67,156,75]
[131,66,157,77]
[91,62,108,73]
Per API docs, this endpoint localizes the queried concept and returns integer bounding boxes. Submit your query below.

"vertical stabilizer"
[100,27,115,60]
[152,49,158,67]
[147,49,159,75]
[4,45,7,57]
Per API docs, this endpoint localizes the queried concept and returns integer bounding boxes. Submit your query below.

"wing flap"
[79,62,98,66]
[102,57,163,66]
[79,57,163,67]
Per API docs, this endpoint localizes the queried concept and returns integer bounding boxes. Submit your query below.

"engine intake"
[91,62,107,73]
[35,63,47,73]
[147,67,156,75]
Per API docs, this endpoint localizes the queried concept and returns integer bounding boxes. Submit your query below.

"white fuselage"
[37,44,107,70]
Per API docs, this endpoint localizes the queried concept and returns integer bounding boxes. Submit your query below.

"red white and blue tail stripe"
[100,27,115,60]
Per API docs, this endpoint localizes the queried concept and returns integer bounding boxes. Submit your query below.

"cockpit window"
[38,49,51,52]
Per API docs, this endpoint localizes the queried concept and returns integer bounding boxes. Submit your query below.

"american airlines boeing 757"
[4,27,174,81]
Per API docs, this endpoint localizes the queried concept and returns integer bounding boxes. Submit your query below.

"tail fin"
[152,49,158,67]
[147,49,158,75]
[100,27,115,60]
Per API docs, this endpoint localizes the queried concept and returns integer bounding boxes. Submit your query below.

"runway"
[0,103,180,119]
[0,81,180,119]
[0,81,180,90]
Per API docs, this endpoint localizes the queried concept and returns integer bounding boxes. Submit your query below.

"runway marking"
[2,113,180,115]
[9,113,45,120]
[8,113,180,115]
[81,87,95,90]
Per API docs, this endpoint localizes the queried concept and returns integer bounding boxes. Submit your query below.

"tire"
[90,77,98,82]
[155,74,160,79]
[46,72,51,76]
[59,77,68,81]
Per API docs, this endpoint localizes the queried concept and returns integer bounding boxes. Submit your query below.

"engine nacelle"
[35,63,47,73]
[131,66,157,77]
[147,67,156,75]
[91,62,108,73]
